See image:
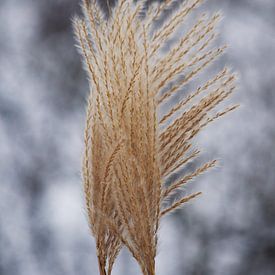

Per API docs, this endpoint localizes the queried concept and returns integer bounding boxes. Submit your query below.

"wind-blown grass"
[73,0,238,274]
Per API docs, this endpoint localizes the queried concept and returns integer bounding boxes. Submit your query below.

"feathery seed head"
[74,0,238,274]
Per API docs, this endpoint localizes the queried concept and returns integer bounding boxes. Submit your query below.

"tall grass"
[73,0,238,274]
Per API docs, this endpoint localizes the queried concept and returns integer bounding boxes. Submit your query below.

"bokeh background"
[1,0,275,274]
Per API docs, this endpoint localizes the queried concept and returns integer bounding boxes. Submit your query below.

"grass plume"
[73,0,238,274]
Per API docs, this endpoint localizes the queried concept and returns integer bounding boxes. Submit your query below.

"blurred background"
[1,0,275,274]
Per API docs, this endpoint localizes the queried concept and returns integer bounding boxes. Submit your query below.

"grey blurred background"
[1,0,275,274]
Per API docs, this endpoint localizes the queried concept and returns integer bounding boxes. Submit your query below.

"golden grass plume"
[73,0,238,274]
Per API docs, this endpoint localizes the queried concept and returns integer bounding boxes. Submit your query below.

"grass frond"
[74,0,238,274]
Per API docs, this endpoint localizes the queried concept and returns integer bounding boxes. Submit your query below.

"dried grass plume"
[73,0,238,274]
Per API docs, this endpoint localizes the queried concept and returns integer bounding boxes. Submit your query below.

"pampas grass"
[73,0,238,274]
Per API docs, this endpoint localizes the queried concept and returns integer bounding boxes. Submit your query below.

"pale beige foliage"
[73,0,238,274]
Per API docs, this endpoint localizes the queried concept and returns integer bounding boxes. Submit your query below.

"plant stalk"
[97,255,107,275]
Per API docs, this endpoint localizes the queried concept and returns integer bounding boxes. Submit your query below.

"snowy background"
[1,0,275,274]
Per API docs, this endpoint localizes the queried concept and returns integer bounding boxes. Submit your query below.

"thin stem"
[97,255,107,275]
